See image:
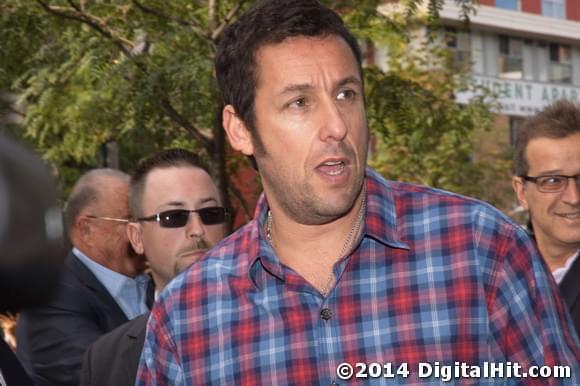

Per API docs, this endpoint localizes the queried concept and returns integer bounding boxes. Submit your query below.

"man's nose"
[318,100,348,142]
[186,212,206,239]
[561,176,580,205]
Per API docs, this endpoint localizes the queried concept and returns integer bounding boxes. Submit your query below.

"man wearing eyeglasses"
[80,148,228,386]
[512,99,580,337]
[16,169,151,386]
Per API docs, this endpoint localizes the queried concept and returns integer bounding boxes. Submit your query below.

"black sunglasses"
[135,207,230,228]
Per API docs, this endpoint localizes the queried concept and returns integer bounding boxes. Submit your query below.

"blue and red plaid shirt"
[137,168,580,385]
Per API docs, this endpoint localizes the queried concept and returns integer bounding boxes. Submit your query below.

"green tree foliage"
[365,37,497,199]
[1,0,252,220]
[362,4,510,206]
[1,0,507,221]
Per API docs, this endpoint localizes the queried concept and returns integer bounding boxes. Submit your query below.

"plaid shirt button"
[320,308,332,320]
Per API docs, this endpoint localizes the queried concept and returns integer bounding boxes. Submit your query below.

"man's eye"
[288,98,307,108]
[337,89,356,101]
[541,176,564,185]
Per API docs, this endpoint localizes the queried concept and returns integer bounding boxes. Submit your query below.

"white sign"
[456,75,580,117]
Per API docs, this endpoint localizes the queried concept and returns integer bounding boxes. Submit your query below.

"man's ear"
[127,222,145,255]
[222,105,255,156]
[512,176,529,210]
[76,216,92,244]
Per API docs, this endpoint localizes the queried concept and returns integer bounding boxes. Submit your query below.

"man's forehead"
[525,134,580,171]
[255,35,359,81]
[143,166,219,203]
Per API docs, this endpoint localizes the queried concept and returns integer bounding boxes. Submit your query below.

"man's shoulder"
[388,178,514,224]
[81,314,148,386]
[368,169,522,237]
[89,313,148,352]
[201,220,257,269]
[162,220,258,294]
[19,251,125,322]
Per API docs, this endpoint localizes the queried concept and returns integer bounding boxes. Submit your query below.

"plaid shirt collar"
[247,167,409,289]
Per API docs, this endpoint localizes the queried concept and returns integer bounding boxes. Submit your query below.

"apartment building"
[444,0,580,141]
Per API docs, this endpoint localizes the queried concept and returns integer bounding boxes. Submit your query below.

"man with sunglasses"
[80,148,228,386]
[512,99,580,337]
[16,168,151,386]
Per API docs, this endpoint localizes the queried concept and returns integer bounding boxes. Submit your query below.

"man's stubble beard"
[173,237,212,276]
[254,140,365,226]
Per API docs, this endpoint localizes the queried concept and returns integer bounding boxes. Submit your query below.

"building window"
[444,27,471,68]
[542,0,566,19]
[496,0,519,10]
[497,35,523,79]
[509,117,525,146]
[549,43,572,83]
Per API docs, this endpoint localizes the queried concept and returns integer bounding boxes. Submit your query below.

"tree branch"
[36,0,134,57]
[208,0,217,32]
[229,181,253,223]
[211,0,248,41]
[159,98,212,149]
[66,0,81,13]
[131,0,207,38]
[4,105,26,118]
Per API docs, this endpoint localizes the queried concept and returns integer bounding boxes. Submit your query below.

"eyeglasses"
[84,215,129,223]
[521,174,580,193]
[135,207,230,228]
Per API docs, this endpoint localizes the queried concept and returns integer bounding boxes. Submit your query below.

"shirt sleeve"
[478,212,580,383]
[136,301,185,386]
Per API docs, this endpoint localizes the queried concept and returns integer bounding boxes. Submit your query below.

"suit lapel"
[559,251,580,311]
[66,252,128,326]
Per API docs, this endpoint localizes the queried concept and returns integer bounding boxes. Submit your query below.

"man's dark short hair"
[514,99,580,176]
[129,148,209,218]
[215,0,363,133]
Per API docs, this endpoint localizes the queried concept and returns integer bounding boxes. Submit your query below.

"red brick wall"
[479,0,495,6]
[522,0,541,14]
[568,0,580,21]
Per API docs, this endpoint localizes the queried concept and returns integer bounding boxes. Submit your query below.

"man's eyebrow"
[162,197,218,208]
[198,197,218,206]
[535,169,564,175]
[278,83,313,97]
[337,76,362,88]
[278,76,362,97]
[162,201,186,208]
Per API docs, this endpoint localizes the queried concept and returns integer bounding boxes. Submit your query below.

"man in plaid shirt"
[137,0,580,384]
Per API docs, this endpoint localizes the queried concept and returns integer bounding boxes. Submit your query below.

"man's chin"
[296,191,362,225]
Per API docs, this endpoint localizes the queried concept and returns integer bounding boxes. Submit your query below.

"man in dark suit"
[512,99,580,337]
[16,168,151,386]
[0,134,63,386]
[80,149,228,386]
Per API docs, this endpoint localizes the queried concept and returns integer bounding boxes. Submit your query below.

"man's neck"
[536,240,580,271]
[73,244,137,278]
[266,190,365,293]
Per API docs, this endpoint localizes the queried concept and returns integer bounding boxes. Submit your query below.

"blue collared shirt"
[73,248,149,319]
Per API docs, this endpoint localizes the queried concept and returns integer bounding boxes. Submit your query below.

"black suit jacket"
[0,338,33,386]
[559,252,580,339]
[16,252,129,386]
[80,312,149,386]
